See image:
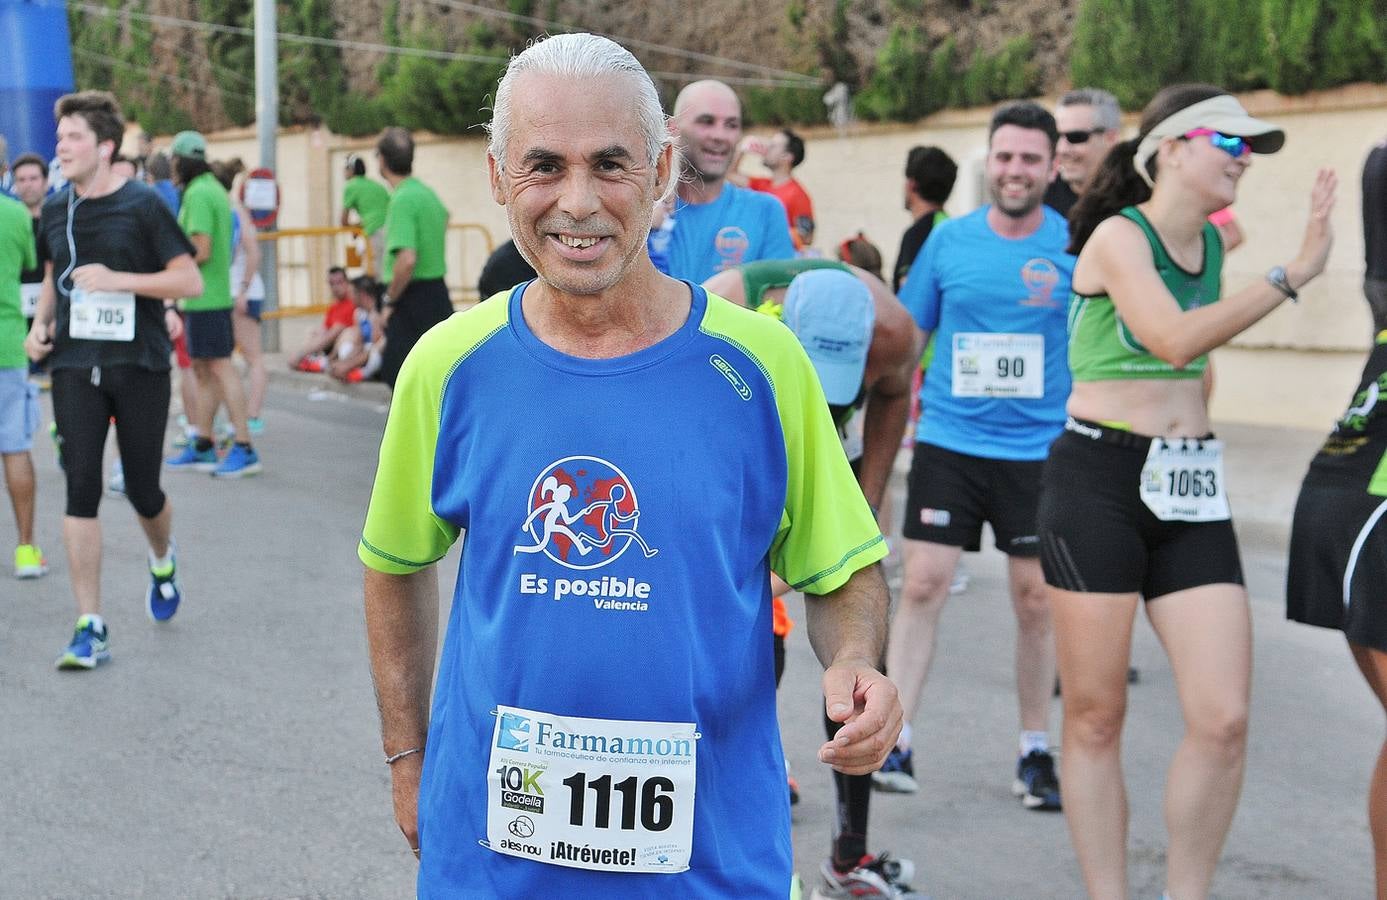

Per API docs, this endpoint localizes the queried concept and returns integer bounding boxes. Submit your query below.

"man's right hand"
[25,321,52,361]
[390,752,424,859]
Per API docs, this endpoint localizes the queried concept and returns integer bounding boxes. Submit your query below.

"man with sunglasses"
[1043,89,1122,218]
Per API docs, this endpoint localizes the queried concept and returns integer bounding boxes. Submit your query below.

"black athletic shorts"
[1287,478,1387,652]
[51,365,170,520]
[381,278,454,389]
[185,308,235,359]
[1037,419,1244,598]
[901,441,1042,556]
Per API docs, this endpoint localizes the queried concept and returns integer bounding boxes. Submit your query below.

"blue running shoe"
[212,444,261,479]
[147,543,181,621]
[166,444,218,472]
[872,746,918,794]
[1013,749,1062,811]
[56,615,110,670]
[247,416,265,435]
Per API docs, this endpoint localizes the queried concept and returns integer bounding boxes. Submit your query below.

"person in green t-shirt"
[165,131,261,478]
[0,192,46,579]
[375,127,453,389]
[340,154,390,277]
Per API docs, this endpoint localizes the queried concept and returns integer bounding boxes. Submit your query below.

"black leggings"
[774,629,875,867]
[52,365,170,519]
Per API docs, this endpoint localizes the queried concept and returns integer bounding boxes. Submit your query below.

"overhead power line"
[70,3,821,90]
[431,0,820,84]
[73,48,256,102]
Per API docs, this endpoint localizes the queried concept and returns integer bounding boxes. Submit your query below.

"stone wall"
[201,83,1387,427]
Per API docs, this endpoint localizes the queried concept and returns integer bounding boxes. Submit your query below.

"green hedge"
[1072,0,1387,108]
[853,28,1041,122]
[69,0,1387,137]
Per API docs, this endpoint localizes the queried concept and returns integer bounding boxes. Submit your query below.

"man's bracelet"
[385,747,423,765]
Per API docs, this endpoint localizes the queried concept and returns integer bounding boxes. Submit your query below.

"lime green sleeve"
[771,344,887,594]
[358,329,462,573]
[702,296,886,595]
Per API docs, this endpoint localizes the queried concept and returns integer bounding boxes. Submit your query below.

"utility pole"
[254,0,280,350]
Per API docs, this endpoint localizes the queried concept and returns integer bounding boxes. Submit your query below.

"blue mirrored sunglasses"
[1182,128,1251,158]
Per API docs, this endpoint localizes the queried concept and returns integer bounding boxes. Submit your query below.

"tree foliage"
[65,0,1387,136]
[1072,0,1387,108]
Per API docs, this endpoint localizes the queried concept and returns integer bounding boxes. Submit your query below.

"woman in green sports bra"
[1035,83,1336,899]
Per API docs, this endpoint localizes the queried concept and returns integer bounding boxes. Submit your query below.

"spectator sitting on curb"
[289,266,355,372]
[328,275,386,384]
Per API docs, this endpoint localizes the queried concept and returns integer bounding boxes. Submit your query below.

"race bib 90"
[486,705,698,874]
[952,332,1044,398]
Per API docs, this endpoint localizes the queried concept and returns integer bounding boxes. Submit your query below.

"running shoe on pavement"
[147,543,181,622]
[166,445,218,472]
[211,444,261,479]
[872,746,918,793]
[247,416,265,435]
[56,614,110,670]
[14,543,48,579]
[949,564,970,596]
[107,459,126,497]
[49,421,63,471]
[811,853,924,899]
[1013,749,1062,811]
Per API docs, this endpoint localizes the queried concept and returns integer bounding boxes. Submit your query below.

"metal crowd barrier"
[255,222,496,320]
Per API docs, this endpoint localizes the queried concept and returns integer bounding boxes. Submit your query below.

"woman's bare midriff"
[1067,378,1211,437]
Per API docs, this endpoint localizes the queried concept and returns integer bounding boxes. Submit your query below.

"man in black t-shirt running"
[25,91,202,670]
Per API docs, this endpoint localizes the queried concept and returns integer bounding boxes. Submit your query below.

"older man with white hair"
[359,32,901,898]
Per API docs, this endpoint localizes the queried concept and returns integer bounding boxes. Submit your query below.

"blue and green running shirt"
[359,281,885,898]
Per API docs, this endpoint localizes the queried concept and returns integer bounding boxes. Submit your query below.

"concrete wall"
[196,83,1387,428]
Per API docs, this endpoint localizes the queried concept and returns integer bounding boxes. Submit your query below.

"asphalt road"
[1,374,1376,898]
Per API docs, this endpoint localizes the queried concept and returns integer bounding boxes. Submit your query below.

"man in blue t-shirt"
[657,80,795,283]
[877,102,1075,814]
[360,35,902,899]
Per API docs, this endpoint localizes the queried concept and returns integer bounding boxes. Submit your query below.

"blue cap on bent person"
[170,131,207,160]
[782,268,874,406]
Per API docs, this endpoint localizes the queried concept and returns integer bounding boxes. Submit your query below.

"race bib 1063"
[952,332,1044,398]
[1139,438,1230,522]
[486,705,698,874]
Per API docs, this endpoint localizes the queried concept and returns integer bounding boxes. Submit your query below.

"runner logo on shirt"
[714,226,750,271]
[1020,258,1062,308]
[514,456,659,571]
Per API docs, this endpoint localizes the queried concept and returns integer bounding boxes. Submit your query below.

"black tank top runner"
[1306,334,1387,494]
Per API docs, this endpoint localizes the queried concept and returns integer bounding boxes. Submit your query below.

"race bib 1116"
[485,705,698,874]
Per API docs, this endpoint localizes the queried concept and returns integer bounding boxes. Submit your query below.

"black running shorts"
[1287,477,1387,653]
[1037,420,1244,598]
[901,441,1043,556]
[185,308,235,359]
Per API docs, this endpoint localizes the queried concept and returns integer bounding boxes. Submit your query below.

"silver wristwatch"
[1266,265,1298,303]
